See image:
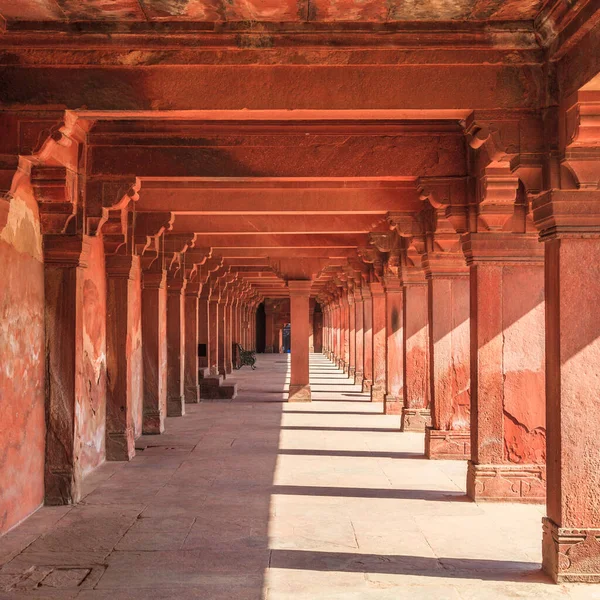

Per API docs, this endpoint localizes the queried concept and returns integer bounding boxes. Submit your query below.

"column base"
[542,518,600,583]
[106,428,136,461]
[142,410,165,435]
[362,378,373,393]
[265,345,274,353]
[349,366,356,379]
[355,372,364,388]
[45,468,81,506]
[288,384,311,402]
[167,395,186,417]
[383,395,403,415]
[466,462,546,503]
[401,408,431,432]
[425,428,470,460]
[371,383,385,403]
[184,385,201,404]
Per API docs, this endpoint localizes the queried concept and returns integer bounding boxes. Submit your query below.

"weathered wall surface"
[129,267,143,438]
[0,189,45,534]
[77,236,107,476]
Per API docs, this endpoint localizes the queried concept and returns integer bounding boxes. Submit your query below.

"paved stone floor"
[1,354,599,599]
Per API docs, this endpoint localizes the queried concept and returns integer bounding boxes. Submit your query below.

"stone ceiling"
[0,0,547,24]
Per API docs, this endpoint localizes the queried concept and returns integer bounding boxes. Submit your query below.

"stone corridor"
[0,355,594,599]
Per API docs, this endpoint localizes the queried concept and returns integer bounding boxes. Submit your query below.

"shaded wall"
[0,189,45,534]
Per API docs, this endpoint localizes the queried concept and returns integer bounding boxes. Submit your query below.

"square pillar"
[348,293,356,380]
[166,273,186,417]
[425,271,471,460]
[384,277,404,416]
[184,283,200,404]
[362,287,373,392]
[370,282,386,403]
[463,233,545,502]
[265,302,274,353]
[142,267,167,435]
[218,298,227,376]
[341,294,350,372]
[43,236,90,505]
[288,281,312,402]
[402,280,432,431]
[534,189,600,582]
[105,254,141,461]
[208,292,220,375]
[354,290,365,387]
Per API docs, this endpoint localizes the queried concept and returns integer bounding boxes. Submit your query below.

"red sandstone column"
[309,299,315,353]
[533,189,600,581]
[370,282,386,403]
[224,293,233,374]
[208,289,219,375]
[218,296,227,376]
[463,233,546,502]
[43,237,90,504]
[425,262,471,460]
[354,289,365,388]
[333,302,339,363]
[184,282,200,403]
[288,281,312,402]
[105,255,141,461]
[142,266,167,435]
[198,288,209,370]
[383,276,404,416]
[166,271,186,417]
[348,292,357,381]
[362,287,374,392]
[402,277,432,431]
[341,293,350,373]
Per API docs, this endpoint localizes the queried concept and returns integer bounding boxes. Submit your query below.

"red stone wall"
[77,236,107,476]
[129,267,143,438]
[0,189,45,534]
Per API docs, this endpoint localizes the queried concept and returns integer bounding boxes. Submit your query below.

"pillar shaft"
[265,305,274,352]
[142,268,167,435]
[198,294,209,370]
[362,288,373,392]
[370,282,386,402]
[184,286,200,403]
[402,281,432,431]
[425,273,471,459]
[218,299,226,376]
[105,255,141,461]
[464,233,546,502]
[208,296,219,375]
[348,295,356,380]
[354,292,364,387]
[288,281,312,402]
[384,279,404,416]
[166,275,186,417]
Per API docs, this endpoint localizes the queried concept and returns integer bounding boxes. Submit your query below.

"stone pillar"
[354,289,365,387]
[224,294,233,374]
[141,266,167,435]
[534,189,600,582]
[218,297,227,376]
[402,278,432,431]
[348,292,356,380]
[43,236,90,504]
[362,287,373,392]
[105,254,141,461]
[183,282,200,404]
[425,264,471,460]
[463,233,545,502]
[265,302,274,352]
[370,282,386,403]
[333,302,339,363]
[383,276,404,416]
[341,293,350,373]
[166,271,186,417]
[278,328,284,353]
[288,281,312,402]
[198,290,209,370]
[309,299,315,353]
[208,290,219,375]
